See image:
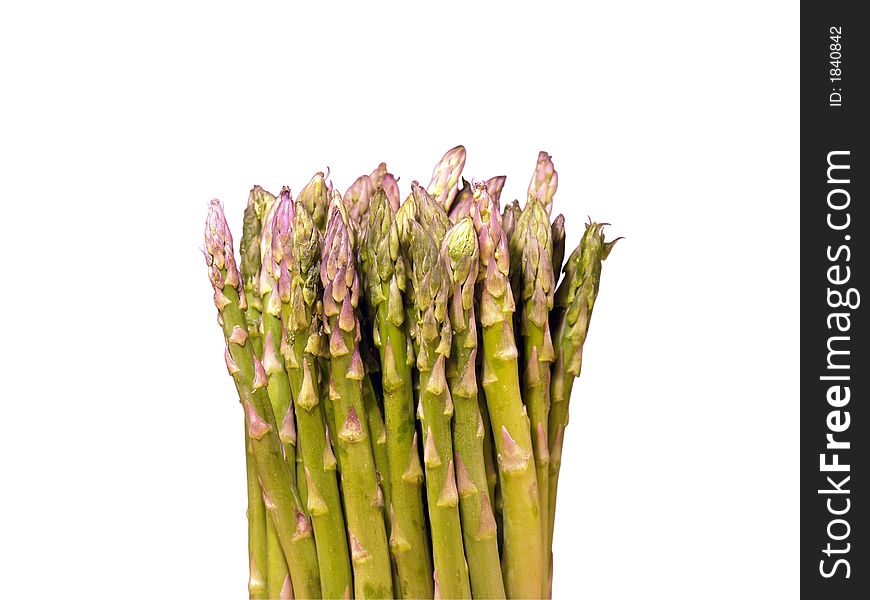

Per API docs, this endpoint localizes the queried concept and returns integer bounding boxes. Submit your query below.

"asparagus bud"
[427,145,466,211]
[343,174,374,226]
[501,199,521,241]
[382,172,401,213]
[527,150,558,215]
[296,171,330,233]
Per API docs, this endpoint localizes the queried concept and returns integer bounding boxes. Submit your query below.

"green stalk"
[408,219,471,599]
[244,434,268,599]
[273,194,354,600]
[361,189,434,599]
[509,199,557,598]
[444,219,505,599]
[548,222,617,575]
[321,200,393,599]
[470,184,543,598]
[240,188,271,599]
[266,525,289,600]
[204,201,320,599]
[362,373,392,522]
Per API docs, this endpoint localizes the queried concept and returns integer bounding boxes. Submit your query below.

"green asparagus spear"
[321,199,394,599]
[408,219,471,599]
[444,218,506,599]
[204,201,321,599]
[240,187,272,599]
[361,189,434,599]
[548,222,618,571]
[427,145,466,211]
[470,183,544,598]
[257,188,298,600]
[509,198,557,597]
[273,195,354,600]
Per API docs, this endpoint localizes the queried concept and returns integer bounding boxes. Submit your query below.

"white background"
[0,1,798,598]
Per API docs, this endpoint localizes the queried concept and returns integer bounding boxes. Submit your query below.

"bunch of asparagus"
[203,147,617,600]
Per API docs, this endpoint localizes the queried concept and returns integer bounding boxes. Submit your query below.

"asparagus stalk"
[361,189,434,599]
[321,199,393,599]
[548,222,618,567]
[244,186,289,599]
[444,218,506,599]
[470,183,544,598]
[362,372,392,527]
[528,151,558,216]
[240,187,272,599]
[204,201,321,599]
[244,435,268,599]
[509,198,557,597]
[408,219,471,599]
[262,188,321,599]
[427,145,466,211]
[273,195,354,600]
